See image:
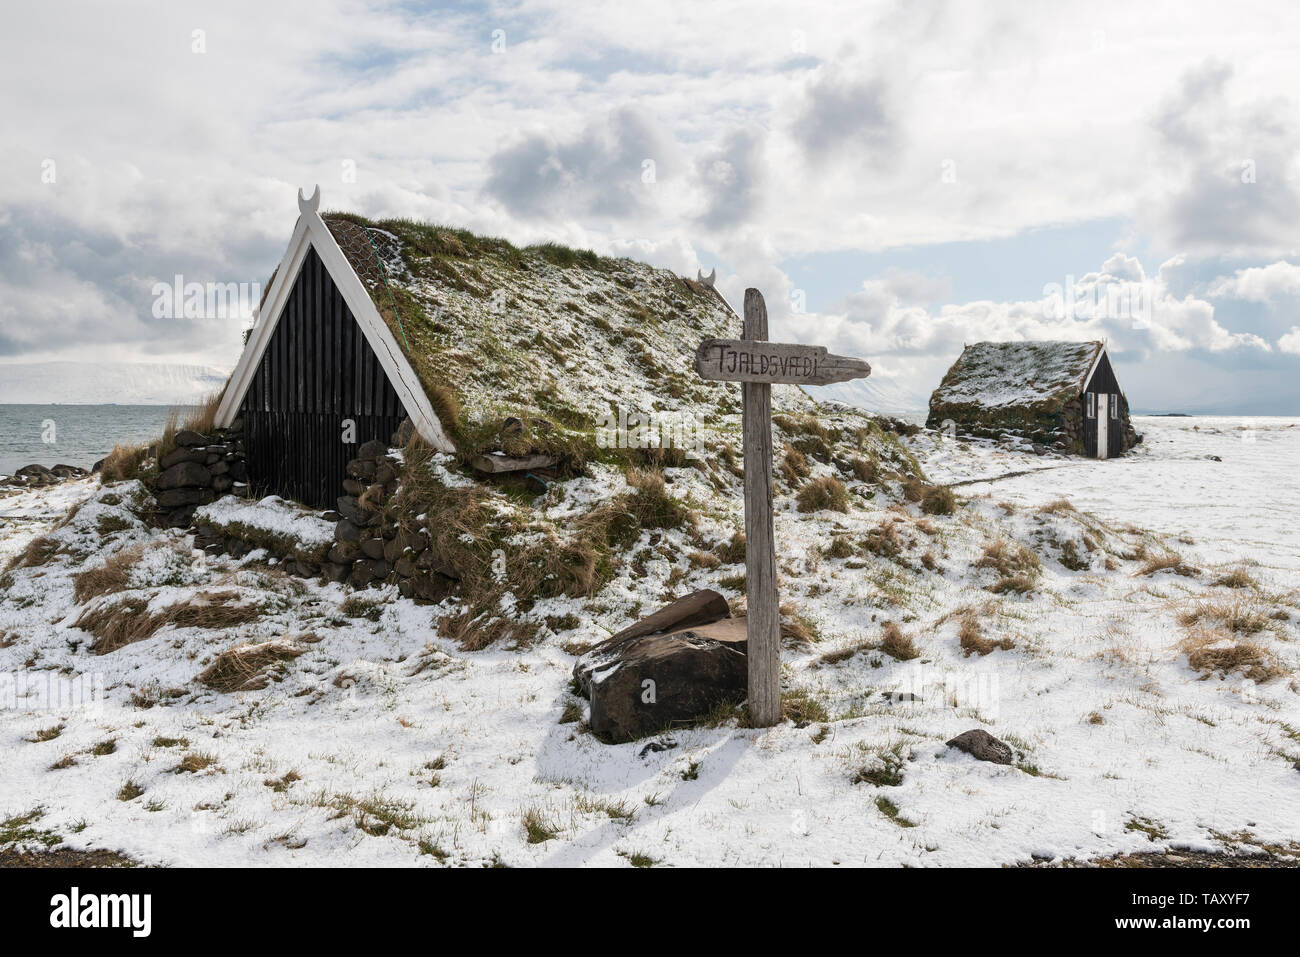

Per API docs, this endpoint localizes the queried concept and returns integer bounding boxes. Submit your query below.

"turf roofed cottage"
[211,184,750,510]
[925,340,1139,458]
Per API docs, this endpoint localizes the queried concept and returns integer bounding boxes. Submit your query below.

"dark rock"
[412,573,454,602]
[160,447,207,470]
[228,462,247,482]
[322,563,350,583]
[392,418,415,448]
[572,589,732,695]
[193,528,223,550]
[292,561,318,578]
[336,495,367,525]
[212,475,233,493]
[328,541,358,564]
[208,460,230,475]
[357,439,388,461]
[374,462,398,485]
[945,729,1014,766]
[359,537,386,560]
[342,478,366,496]
[345,459,376,482]
[394,557,415,578]
[51,464,88,478]
[156,461,211,490]
[583,619,749,744]
[395,527,426,554]
[164,506,198,528]
[92,457,106,473]
[334,519,362,542]
[16,464,54,478]
[156,487,213,508]
[383,537,403,563]
[638,738,678,758]
[173,430,208,448]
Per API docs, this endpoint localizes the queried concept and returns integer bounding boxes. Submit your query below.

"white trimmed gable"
[214,186,455,453]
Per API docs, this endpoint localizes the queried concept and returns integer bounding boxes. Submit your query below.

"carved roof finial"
[298,184,321,215]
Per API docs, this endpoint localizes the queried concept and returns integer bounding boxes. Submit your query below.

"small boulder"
[945,729,1013,765]
[573,589,732,695]
[160,447,207,470]
[173,430,208,448]
[357,439,388,461]
[156,461,211,490]
[585,620,748,743]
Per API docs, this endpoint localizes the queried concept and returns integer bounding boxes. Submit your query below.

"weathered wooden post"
[740,290,780,726]
[695,288,872,727]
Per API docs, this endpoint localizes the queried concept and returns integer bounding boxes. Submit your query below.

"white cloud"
[1279,327,1300,354]
[1208,262,1300,302]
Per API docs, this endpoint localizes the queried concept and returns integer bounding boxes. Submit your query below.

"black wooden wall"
[240,245,407,508]
[1082,351,1126,458]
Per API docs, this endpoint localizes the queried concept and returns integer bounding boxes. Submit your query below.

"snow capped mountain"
[0,362,230,405]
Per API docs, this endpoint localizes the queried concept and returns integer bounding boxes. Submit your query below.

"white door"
[1096,394,1109,459]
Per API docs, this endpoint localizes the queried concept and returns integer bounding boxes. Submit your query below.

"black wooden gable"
[240,245,407,508]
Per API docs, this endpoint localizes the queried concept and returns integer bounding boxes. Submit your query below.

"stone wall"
[324,430,459,602]
[153,423,249,527]
[156,417,462,605]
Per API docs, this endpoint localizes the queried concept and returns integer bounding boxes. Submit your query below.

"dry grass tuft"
[99,444,152,483]
[976,540,1041,579]
[75,590,265,655]
[957,609,1014,656]
[919,485,957,516]
[796,476,850,514]
[72,545,147,604]
[779,604,819,646]
[1213,568,1257,590]
[197,639,306,693]
[1177,599,1269,636]
[1180,630,1282,683]
[879,621,919,661]
[1135,552,1199,578]
[863,519,903,558]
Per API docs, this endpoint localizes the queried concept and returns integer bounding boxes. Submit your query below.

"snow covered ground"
[1,416,1296,867]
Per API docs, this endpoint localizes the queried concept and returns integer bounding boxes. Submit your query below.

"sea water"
[0,404,193,476]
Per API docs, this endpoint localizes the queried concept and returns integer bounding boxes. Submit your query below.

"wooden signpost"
[696,289,872,727]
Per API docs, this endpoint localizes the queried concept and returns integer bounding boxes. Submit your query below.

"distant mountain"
[0,362,231,405]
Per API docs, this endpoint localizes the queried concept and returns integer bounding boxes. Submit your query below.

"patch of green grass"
[522,805,561,844]
[0,808,62,849]
[853,746,906,787]
[1125,816,1170,841]
[151,736,188,749]
[91,738,117,756]
[875,796,917,827]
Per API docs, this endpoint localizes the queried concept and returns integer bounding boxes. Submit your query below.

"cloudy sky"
[2,0,1299,412]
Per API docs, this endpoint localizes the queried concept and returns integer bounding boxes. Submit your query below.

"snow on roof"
[929,340,1104,412]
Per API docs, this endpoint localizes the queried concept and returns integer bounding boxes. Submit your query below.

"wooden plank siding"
[240,245,407,508]
[1082,351,1128,458]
